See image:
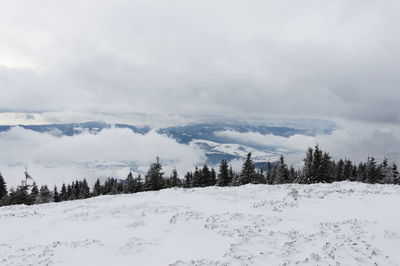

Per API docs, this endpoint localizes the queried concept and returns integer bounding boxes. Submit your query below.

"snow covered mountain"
[1,182,399,265]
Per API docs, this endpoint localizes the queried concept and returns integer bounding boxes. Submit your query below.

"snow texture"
[0,182,399,266]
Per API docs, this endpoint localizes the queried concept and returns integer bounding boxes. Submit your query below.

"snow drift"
[0,182,399,265]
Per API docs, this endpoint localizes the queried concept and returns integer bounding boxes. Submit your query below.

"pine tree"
[109,178,120,195]
[312,145,324,183]
[67,183,73,200]
[321,152,333,182]
[357,162,367,182]
[37,185,53,204]
[125,172,135,193]
[217,160,230,186]
[210,168,217,186]
[381,159,398,184]
[8,187,16,205]
[192,167,201,187]
[392,163,399,184]
[351,164,358,181]
[103,178,114,194]
[144,157,165,191]
[74,180,81,199]
[335,159,345,182]
[236,153,256,185]
[60,183,68,201]
[301,148,314,183]
[289,166,297,183]
[201,164,211,187]
[80,179,90,198]
[92,179,103,196]
[272,155,290,184]
[53,186,60,202]
[183,172,193,188]
[13,185,29,205]
[343,159,353,181]
[300,146,335,183]
[366,157,378,183]
[169,168,182,187]
[134,174,144,192]
[0,172,7,200]
[265,161,274,184]
[29,182,39,205]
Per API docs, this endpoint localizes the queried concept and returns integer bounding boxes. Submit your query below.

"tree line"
[0,145,399,207]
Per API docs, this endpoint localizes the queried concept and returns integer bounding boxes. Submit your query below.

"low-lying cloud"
[0,127,206,187]
[215,120,400,167]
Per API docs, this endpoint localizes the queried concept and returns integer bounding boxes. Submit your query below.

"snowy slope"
[191,139,281,163]
[1,182,400,266]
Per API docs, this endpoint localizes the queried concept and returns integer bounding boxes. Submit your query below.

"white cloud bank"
[215,120,400,167]
[0,127,206,187]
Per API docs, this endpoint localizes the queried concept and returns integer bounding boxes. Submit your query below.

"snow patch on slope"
[191,139,281,163]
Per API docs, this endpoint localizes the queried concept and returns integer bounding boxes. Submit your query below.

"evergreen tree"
[217,160,231,186]
[8,187,16,205]
[13,185,29,205]
[192,167,201,187]
[366,157,378,183]
[53,186,60,202]
[272,155,290,184]
[28,182,39,205]
[255,169,266,184]
[312,145,324,183]
[109,178,120,194]
[381,159,398,184]
[351,164,358,181]
[37,185,53,204]
[80,179,90,198]
[92,179,103,196]
[357,162,367,182]
[210,168,217,186]
[289,166,297,183]
[201,164,211,187]
[392,163,400,184]
[144,157,165,191]
[300,145,333,183]
[301,147,314,183]
[265,161,274,184]
[60,183,68,201]
[183,172,193,188]
[321,152,334,183]
[228,166,235,186]
[335,159,345,182]
[169,168,182,187]
[103,178,120,194]
[0,172,7,200]
[74,180,81,199]
[17,185,29,205]
[67,183,73,200]
[125,172,135,193]
[343,159,353,180]
[134,174,144,192]
[236,153,256,185]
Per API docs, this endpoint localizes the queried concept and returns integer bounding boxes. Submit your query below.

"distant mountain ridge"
[0,121,335,165]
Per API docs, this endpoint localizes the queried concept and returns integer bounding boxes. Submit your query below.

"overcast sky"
[1,0,400,185]
[1,0,399,123]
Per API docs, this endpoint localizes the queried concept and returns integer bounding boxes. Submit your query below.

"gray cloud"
[0,0,399,123]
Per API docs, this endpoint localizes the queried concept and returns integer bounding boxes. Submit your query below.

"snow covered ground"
[1,182,399,266]
[191,139,280,162]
